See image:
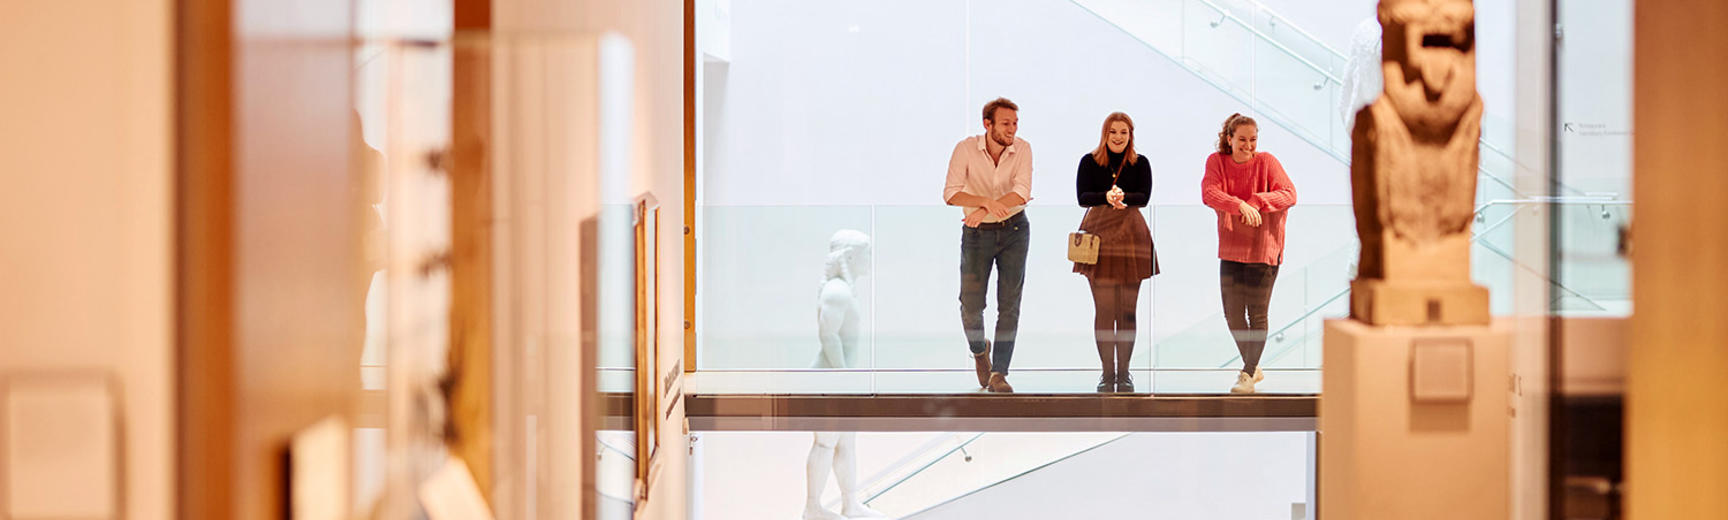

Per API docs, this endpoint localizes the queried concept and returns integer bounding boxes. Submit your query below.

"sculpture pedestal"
[1320,318,1510,520]
[1350,279,1489,326]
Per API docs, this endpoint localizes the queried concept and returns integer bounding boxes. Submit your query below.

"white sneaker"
[1231,371,1257,394]
[1254,367,1264,383]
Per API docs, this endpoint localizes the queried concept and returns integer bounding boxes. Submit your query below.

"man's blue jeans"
[959,212,1029,375]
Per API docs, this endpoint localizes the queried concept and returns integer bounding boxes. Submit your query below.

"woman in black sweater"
[1073,112,1159,392]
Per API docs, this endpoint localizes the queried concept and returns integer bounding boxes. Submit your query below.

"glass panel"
[1151,204,1353,372]
[1252,36,1341,155]
[1180,0,1256,101]
[698,205,873,369]
[696,203,1347,392]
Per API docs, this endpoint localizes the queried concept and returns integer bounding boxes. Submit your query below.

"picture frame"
[632,193,662,500]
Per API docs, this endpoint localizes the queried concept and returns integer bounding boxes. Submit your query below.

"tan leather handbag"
[1068,218,1100,264]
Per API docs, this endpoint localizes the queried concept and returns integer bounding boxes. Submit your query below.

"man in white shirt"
[943,97,1032,393]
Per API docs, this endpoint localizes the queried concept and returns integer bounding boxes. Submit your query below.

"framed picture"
[632,193,661,499]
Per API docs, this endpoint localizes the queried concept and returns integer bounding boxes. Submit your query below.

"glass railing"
[1471,197,1632,315]
[697,204,1353,386]
[1149,204,1355,371]
[696,198,1629,384]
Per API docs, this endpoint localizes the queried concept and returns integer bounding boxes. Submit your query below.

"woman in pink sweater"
[1201,114,1297,394]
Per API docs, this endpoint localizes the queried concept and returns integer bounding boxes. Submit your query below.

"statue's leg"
[835,433,887,518]
[804,432,844,520]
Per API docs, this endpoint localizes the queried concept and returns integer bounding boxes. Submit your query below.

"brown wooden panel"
[1629,1,1728,518]
[683,0,698,373]
[174,0,236,517]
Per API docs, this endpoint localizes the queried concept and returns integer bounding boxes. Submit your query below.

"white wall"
[701,0,1353,208]
[0,1,174,518]
[694,431,1310,520]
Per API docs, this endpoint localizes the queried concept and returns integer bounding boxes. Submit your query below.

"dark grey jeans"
[959,212,1030,375]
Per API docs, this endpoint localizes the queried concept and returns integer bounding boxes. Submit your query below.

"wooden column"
[684,0,698,373]
[177,0,360,516]
[1628,1,1728,518]
[448,0,496,501]
[175,0,236,517]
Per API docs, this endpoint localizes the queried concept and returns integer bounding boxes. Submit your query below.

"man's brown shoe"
[987,372,1014,393]
[972,343,991,388]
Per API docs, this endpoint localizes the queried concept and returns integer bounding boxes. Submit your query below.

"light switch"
[4,375,118,520]
[1410,338,1473,403]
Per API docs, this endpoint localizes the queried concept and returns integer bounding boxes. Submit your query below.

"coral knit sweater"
[1201,152,1298,266]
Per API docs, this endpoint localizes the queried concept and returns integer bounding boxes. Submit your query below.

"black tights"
[1088,278,1142,374]
[1220,260,1280,374]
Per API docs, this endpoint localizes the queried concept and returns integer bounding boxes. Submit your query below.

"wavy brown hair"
[982,97,1019,122]
[1216,113,1258,156]
[1091,112,1139,167]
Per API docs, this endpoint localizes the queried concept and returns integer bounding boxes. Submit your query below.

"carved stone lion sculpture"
[1350,0,1489,325]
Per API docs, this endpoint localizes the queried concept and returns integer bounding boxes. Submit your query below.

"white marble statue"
[804,230,888,520]
[1339,17,1384,136]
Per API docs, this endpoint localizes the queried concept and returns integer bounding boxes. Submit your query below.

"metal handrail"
[866,433,1133,513]
[1248,0,1348,62]
[1475,196,1630,214]
[1193,0,1343,86]
[862,433,987,505]
[597,438,636,462]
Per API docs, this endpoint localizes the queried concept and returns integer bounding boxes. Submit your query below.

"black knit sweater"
[1076,150,1152,207]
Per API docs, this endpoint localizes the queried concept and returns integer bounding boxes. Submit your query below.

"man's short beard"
[992,133,1012,147]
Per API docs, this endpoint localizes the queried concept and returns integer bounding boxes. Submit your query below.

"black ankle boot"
[1097,371,1115,393]
[1114,371,1134,393]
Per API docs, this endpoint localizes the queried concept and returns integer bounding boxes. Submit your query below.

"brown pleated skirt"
[1072,206,1159,281]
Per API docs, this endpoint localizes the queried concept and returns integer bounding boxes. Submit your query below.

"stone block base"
[1350,279,1490,326]
[1320,318,1511,520]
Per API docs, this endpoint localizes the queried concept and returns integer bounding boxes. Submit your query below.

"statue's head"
[1379,0,1476,136]
[826,230,872,280]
